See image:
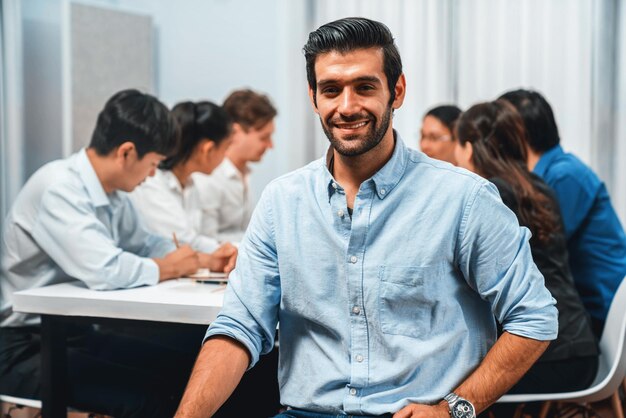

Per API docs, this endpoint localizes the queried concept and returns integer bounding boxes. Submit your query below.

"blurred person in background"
[419,104,462,164]
[0,89,200,417]
[194,89,277,243]
[131,100,237,273]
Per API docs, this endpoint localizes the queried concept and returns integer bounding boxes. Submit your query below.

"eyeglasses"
[420,134,452,143]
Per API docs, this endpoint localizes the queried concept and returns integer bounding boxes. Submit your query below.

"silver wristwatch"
[444,392,476,418]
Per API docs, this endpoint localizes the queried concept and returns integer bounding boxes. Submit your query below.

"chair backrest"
[0,394,42,409]
[587,276,626,399]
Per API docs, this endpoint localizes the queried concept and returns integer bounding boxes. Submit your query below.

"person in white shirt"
[132,101,237,270]
[0,89,201,417]
[194,89,277,243]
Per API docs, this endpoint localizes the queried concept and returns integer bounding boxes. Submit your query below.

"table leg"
[40,315,67,418]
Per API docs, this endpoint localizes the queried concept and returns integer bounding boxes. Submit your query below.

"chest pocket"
[379,265,444,338]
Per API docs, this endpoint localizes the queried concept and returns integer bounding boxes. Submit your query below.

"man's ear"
[230,123,245,140]
[308,85,319,114]
[115,142,136,164]
[391,73,407,110]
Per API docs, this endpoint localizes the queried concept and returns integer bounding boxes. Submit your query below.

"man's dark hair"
[160,101,232,170]
[425,105,462,134]
[89,89,179,158]
[223,89,277,131]
[498,89,561,153]
[303,17,403,105]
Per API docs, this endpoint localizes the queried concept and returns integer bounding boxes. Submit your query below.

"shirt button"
[356,354,364,362]
[350,256,357,264]
[352,306,360,315]
[332,182,338,189]
[380,188,386,195]
[337,209,344,217]
[349,388,357,396]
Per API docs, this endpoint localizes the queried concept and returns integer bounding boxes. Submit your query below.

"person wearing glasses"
[419,104,462,164]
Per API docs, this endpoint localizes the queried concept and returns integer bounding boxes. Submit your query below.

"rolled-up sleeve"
[204,188,281,368]
[457,181,558,341]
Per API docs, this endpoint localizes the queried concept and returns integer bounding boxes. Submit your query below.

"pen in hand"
[172,232,180,249]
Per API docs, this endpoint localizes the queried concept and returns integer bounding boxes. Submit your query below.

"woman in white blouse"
[131,101,237,273]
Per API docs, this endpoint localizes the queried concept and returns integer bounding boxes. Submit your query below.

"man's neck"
[86,148,116,194]
[225,153,248,175]
[332,129,396,208]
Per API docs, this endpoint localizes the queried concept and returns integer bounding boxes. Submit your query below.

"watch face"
[452,399,475,418]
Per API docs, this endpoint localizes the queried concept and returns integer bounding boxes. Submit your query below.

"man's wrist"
[436,400,451,417]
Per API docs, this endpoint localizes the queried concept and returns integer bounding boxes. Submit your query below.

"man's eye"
[358,85,375,91]
[321,87,339,94]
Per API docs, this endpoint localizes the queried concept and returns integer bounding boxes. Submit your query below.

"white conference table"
[13,279,226,418]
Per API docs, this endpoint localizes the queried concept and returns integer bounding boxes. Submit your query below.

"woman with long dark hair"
[455,99,598,394]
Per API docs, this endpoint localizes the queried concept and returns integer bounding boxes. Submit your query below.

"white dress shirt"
[193,158,253,243]
[0,149,174,328]
[130,169,220,253]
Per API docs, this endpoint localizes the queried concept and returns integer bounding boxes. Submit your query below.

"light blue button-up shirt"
[1,149,174,327]
[207,134,557,415]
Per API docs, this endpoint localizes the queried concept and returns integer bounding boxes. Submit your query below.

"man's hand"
[200,243,238,273]
[154,245,200,281]
[393,401,449,418]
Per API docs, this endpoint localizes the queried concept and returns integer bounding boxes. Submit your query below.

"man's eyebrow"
[317,76,383,88]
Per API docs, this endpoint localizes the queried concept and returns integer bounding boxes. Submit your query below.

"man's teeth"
[338,121,367,129]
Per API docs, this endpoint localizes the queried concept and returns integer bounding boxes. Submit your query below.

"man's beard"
[321,106,393,157]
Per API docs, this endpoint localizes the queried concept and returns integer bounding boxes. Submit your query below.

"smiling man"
[0,89,201,417]
[176,18,558,418]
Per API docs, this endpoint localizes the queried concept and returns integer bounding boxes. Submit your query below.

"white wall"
[614,0,626,224]
[1,0,24,225]
[21,0,66,178]
[8,0,626,221]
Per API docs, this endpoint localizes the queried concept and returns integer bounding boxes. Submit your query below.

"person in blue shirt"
[0,89,206,417]
[500,89,626,337]
[176,18,558,418]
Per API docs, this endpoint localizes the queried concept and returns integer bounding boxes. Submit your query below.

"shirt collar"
[75,148,111,208]
[533,144,564,177]
[160,169,188,194]
[222,157,248,180]
[324,130,408,201]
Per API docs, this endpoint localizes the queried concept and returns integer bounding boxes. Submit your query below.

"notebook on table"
[186,268,229,284]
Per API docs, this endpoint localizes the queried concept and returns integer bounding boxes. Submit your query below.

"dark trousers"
[486,355,598,417]
[0,324,281,417]
[0,324,204,417]
[508,355,598,394]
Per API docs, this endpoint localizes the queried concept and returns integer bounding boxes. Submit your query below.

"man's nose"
[337,89,359,116]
